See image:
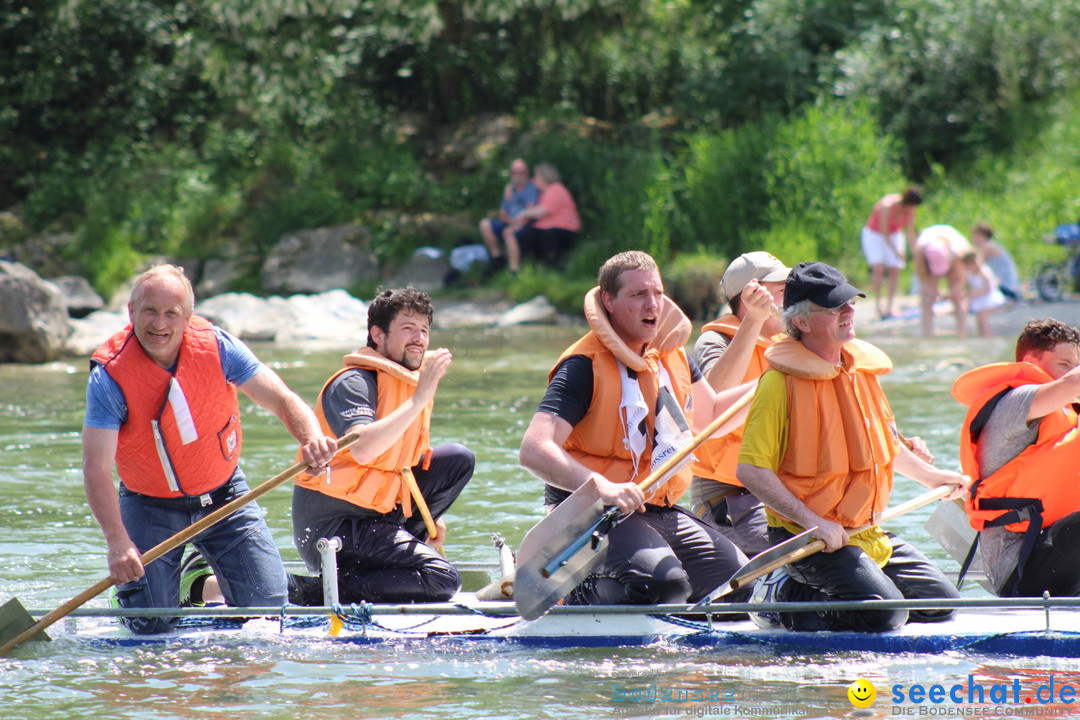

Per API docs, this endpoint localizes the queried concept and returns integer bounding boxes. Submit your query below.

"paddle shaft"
[540,387,755,578]
[726,484,953,594]
[0,431,358,657]
[401,466,439,542]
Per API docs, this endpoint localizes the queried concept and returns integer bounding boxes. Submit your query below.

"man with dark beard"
[292,286,474,603]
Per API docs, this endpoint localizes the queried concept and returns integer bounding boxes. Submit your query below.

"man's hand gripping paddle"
[514,388,755,621]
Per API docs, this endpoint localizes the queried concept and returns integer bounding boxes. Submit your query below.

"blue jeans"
[116,475,287,634]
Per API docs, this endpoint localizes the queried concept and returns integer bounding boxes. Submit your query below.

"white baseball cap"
[719,251,791,304]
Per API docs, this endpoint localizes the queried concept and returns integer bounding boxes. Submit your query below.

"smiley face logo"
[848,678,876,708]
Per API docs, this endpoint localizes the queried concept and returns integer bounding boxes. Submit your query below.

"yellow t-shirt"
[737,368,892,567]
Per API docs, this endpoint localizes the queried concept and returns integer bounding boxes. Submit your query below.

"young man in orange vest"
[690,251,789,556]
[737,262,967,632]
[952,318,1080,597]
[292,287,474,604]
[519,251,753,605]
[83,265,338,634]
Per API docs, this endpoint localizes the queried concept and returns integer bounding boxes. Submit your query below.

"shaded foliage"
[2,0,1079,293]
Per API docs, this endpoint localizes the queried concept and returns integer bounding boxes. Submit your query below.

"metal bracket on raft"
[316,536,342,607]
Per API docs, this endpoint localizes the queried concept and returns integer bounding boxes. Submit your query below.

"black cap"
[784,262,866,309]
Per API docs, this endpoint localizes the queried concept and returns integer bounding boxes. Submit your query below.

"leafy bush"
[758,98,903,273]
[498,265,595,316]
[676,118,778,260]
[837,0,1080,175]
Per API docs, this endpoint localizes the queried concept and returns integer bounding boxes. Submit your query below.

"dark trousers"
[770,527,959,632]
[516,226,576,268]
[690,478,772,557]
[1008,511,1080,597]
[566,505,750,606]
[327,443,473,604]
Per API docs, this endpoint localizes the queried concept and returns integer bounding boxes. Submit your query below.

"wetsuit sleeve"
[215,327,265,385]
[536,355,593,427]
[84,364,127,430]
[737,369,789,471]
[321,368,378,438]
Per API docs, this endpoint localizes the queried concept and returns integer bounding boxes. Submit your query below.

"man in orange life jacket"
[83,265,338,634]
[689,251,789,556]
[291,287,473,603]
[737,262,967,632]
[952,318,1080,597]
[519,251,754,606]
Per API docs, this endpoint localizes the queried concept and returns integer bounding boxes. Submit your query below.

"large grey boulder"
[196,257,240,298]
[65,311,129,357]
[261,224,378,295]
[387,248,451,292]
[196,290,368,346]
[47,275,105,318]
[3,231,83,279]
[0,261,71,363]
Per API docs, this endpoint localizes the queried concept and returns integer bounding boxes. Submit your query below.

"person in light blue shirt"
[971,222,1021,302]
[479,158,540,275]
[82,264,337,634]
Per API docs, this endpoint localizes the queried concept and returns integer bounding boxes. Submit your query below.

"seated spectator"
[504,163,581,272]
[479,159,539,275]
[971,222,1022,302]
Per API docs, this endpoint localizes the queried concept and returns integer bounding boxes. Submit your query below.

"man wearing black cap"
[736,262,967,633]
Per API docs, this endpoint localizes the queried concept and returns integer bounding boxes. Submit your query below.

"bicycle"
[1035,221,1080,302]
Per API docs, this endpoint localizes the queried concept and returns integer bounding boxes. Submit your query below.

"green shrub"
[498,265,595,316]
[758,98,903,271]
[676,118,778,260]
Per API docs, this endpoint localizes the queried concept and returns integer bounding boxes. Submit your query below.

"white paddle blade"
[514,480,611,621]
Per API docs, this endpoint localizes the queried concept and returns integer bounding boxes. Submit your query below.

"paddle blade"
[0,598,49,648]
[693,526,819,608]
[514,480,611,621]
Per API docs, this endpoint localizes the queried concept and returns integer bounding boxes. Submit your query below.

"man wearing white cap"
[689,251,790,556]
[914,224,974,338]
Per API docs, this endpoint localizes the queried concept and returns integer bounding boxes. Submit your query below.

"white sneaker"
[748,567,789,629]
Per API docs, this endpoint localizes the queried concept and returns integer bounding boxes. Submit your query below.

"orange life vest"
[952,362,1080,532]
[90,316,241,498]
[766,337,899,528]
[295,347,432,515]
[690,314,775,486]
[553,288,694,507]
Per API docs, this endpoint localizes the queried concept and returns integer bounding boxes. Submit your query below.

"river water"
[1,319,1078,720]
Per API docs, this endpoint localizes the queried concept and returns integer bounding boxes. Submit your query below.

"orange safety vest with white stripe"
[295,347,432,515]
[90,316,241,498]
[766,337,899,528]
[953,362,1080,533]
[553,288,695,507]
[690,314,775,486]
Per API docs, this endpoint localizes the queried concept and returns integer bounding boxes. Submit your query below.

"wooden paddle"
[694,483,954,607]
[514,386,756,621]
[401,466,442,554]
[0,431,359,658]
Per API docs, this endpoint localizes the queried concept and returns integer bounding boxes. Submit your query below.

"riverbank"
[854,293,1080,341]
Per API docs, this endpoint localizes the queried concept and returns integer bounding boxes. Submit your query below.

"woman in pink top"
[504,163,581,272]
[861,186,922,319]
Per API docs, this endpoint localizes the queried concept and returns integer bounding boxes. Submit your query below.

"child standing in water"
[961,250,1006,337]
